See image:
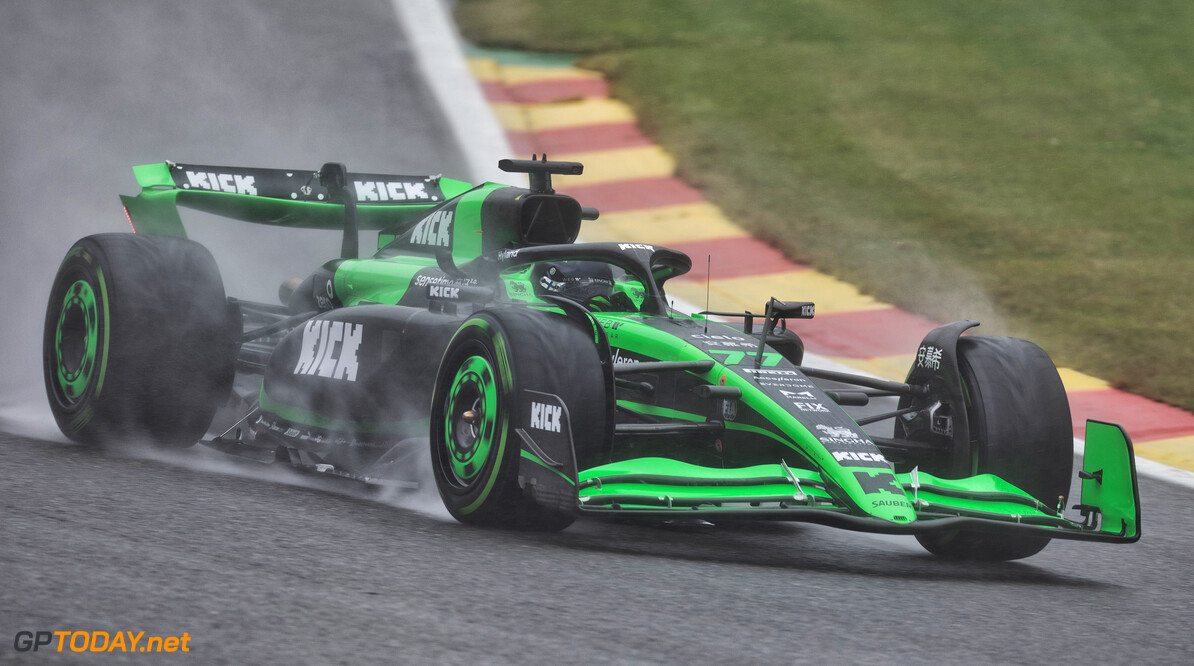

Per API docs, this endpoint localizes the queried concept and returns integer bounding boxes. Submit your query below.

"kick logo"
[409,210,452,247]
[353,179,430,201]
[530,401,562,433]
[428,285,459,299]
[833,450,888,464]
[293,320,363,381]
[184,171,256,195]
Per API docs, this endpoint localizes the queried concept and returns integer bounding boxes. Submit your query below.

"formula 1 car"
[43,157,1141,560]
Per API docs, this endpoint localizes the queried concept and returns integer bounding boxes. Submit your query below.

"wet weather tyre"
[430,309,609,530]
[916,336,1073,561]
[43,234,237,448]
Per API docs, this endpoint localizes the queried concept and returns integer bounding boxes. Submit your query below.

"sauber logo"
[354,179,430,201]
[409,210,452,247]
[530,401,562,433]
[293,320,362,381]
[184,171,256,195]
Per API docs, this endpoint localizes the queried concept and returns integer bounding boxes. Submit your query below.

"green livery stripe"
[520,449,576,486]
[616,401,702,422]
[461,326,510,515]
[723,421,800,451]
[94,266,110,398]
[579,458,824,483]
[577,458,832,506]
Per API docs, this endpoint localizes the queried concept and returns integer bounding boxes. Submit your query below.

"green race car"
[43,157,1141,560]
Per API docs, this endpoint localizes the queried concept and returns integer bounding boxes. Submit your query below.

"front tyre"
[43,234,237,448]
[430,309,609,530]
[916,336,1073,561]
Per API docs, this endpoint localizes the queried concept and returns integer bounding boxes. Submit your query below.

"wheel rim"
[442,354,499,487]
[54,279,98,403]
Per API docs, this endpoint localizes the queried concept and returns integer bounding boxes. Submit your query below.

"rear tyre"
[916,336,1073,560]
[43,234,238,448]
[430,309,609,530]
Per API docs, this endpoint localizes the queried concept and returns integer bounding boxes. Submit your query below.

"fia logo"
[293,320,363,381]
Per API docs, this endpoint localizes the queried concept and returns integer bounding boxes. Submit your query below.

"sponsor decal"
[13,630,191,654]
[815,424,858,439]
[497,248,520,260]
[183,170,256,195]
[618,243,654,252]
[428,285,459,299]
[610,349,640,365]
[530,401,562,433]
[507,281,530,296]
[870,498,912,509]
[293,320,362,381]
[833,451,888,464]
[916,344,944,371]
[799,304,815,318]
[702,341,756,348]
[409,210,452,247]
[598,319,623,330]
[814,424,888,467]
[413,274,477,288]
[741,367,813,388]
[757,380,811,388]
[691,333,756,349]
[743,368,800,376]
[315,278,336,310]
[792,401,830,413]
[353,179,430,202]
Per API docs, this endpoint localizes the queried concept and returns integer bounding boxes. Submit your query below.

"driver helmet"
[532,261,615,302]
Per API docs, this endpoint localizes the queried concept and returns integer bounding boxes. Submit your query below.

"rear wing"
[120,162,475,237]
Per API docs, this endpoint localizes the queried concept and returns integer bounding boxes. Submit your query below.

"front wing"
[548,420,1140,543]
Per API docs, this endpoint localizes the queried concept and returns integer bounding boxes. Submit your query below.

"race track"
[2,2,1192,663]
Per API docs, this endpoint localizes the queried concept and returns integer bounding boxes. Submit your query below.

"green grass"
[456,0,1194,411]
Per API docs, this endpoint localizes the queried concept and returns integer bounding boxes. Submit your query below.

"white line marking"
[390,0,512,185]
